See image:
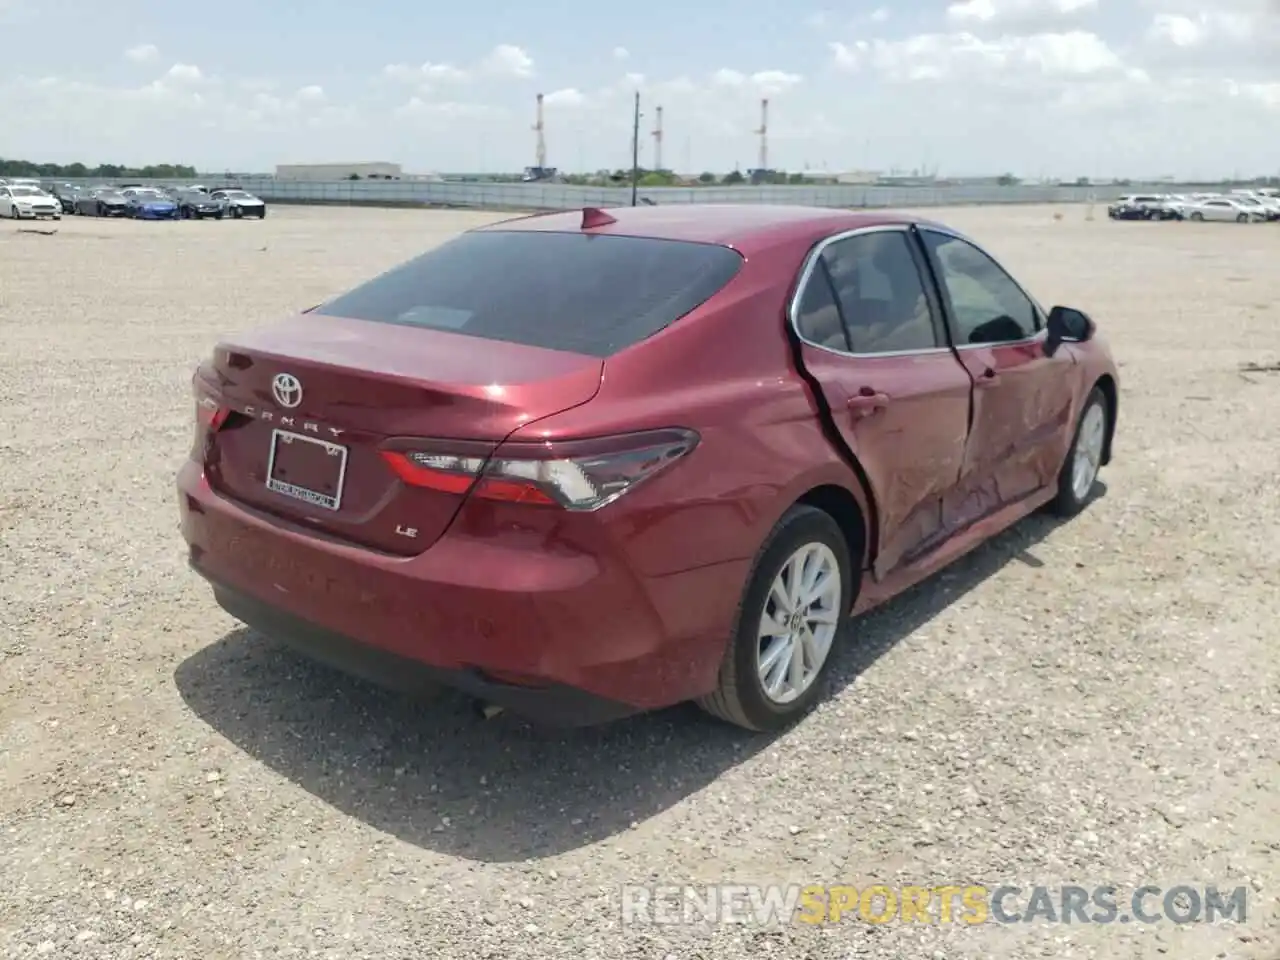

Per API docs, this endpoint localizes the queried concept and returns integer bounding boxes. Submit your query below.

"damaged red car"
[177,204,1118,731]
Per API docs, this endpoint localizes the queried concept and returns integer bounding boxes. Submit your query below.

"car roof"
[476,204,947,257]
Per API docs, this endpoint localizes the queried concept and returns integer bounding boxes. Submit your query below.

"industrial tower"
[651,105,664,172]
[755,98,769,172]
[533,93,547,169]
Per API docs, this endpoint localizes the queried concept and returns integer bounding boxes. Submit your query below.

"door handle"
[847,390,889,414]
[975,367,1000,388]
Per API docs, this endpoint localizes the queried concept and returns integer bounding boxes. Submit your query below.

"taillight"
[380,428,699,511]
[196,398,228,431]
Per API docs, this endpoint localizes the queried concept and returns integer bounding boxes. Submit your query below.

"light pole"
[630,90,641,206]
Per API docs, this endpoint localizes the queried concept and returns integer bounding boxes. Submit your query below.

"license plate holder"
[265,429,348,511]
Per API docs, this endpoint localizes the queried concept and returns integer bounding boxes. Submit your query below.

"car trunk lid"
[196,312,604,555]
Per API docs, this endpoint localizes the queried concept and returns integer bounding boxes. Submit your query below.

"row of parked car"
[1108,189,1280,223]
[0,177,267,221]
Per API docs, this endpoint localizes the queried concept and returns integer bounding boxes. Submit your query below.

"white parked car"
[0,184,62,220]
[1228,191,1280,220]
[1182,196,1265,223]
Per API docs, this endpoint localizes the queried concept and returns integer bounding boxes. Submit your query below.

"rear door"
[792,225,974,577]
[916,227,1077,525]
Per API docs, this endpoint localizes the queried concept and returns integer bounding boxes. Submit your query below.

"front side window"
[921,231,1039,345]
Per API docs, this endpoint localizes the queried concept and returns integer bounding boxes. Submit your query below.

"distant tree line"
[0,158,198,179]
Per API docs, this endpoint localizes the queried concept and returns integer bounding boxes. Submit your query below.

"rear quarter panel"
[505,239,870,578]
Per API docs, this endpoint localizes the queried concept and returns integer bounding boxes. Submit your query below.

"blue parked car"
[121,187,179,220]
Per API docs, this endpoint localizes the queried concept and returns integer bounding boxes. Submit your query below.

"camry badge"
[272,373,303,408]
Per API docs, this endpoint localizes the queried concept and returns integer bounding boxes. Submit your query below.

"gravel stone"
[1,205,1277,959]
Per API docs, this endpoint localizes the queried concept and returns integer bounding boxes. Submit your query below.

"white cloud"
[751,69,804,94]
[829,41,864,70]
[1142,6,1273,60]
[296,85,325,101]
[832,30,1125,82]
[711,68,803,94]
[543,87,586,106]
[165,63,203,83]
[869,7,890,22]
[124,43,158,63]
[946,0,1098,28]
[393,98,504,121]
[612,46,629,60]
[479,43,534,78]
[382,61,469,84]
[382,46,535,86]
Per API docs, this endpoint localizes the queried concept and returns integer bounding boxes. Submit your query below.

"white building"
[274,162,403,180]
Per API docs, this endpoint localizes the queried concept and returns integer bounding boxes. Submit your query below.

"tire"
[1237,213,1249,223]
[232,206,243,219]
[1190,212,1203,221]
[697,505,855,732]
[1048,386,1108,518]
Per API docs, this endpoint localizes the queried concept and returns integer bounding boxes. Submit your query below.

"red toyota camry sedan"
[177,204,1118,731]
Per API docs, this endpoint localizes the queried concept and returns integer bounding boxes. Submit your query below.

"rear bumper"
[206,574,642,726]
[177,461,743,725]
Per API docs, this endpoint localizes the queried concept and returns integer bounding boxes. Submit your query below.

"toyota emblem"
[271,373,303,408]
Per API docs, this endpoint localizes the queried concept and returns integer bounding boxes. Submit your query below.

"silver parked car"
[1182,197,1265,223]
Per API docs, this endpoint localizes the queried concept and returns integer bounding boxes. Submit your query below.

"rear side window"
[312,230,744,358]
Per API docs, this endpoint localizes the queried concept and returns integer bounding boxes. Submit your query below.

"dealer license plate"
[265,429,348,511]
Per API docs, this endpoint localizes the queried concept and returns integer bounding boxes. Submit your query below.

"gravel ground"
[1,204,1277,960]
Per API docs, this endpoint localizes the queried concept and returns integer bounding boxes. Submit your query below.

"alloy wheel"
[756,543,842,705]
[1072,401,1106,501]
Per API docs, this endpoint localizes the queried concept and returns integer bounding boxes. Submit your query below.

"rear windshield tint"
[312,229,744,357]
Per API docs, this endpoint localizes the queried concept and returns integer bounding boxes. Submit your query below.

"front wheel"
[1049,386,1108,518]
[1237,213,1249,223]
[697,505,854,731]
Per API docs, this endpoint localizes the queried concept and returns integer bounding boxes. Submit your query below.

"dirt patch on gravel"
[1,205,1276,959]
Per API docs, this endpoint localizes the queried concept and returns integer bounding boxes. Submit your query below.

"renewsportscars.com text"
[620,883,1248,926]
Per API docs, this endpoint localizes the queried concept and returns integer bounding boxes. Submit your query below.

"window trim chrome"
[916,225,1048,348]
[787,223,953,360]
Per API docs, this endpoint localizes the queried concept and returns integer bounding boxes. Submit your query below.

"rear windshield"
[311,230,744,358]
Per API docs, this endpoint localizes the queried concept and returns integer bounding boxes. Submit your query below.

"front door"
[792,225,974,578]
[916,227,1078,528]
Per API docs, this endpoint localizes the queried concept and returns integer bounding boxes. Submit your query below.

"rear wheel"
[1190,212,1204,221]
[697,505,853,731]
[1237,212,1249,223]
[1049,386,1108,518]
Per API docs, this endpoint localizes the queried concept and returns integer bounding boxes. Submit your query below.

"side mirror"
[1045,305,1094,356]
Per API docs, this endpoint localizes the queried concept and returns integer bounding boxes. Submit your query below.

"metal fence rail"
[47,177,1136,210]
